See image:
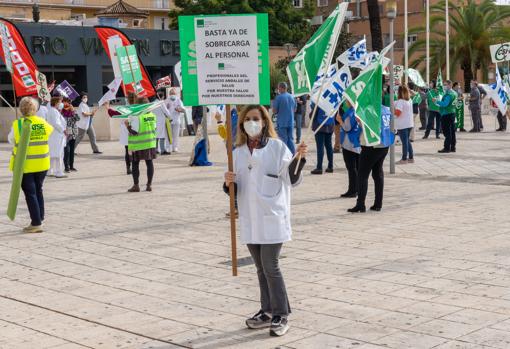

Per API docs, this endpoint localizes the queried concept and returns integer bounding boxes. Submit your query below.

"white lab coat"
[46,107,66,158]
[165,97,184,151]
[154,104,171,139]
[36,105,48,120]
[119,122,129,146]
[234,138,301,245]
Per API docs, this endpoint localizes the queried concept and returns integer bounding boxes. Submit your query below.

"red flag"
[94,26,156,98]
[156,75,172,90]
[0,18,38,97]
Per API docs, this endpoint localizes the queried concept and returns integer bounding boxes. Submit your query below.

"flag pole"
[404,0,408,85]
[12,79,18,119]
[294,1,344,174]
[225,104,238,277]
[445,0,450,80]
[426,0,430,85]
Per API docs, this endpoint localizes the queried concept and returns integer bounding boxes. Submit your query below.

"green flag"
[436,70,444,95]
[286,3,347,96]
[344,63,383,146]
[116,45,143,85]
[111,101,163,119]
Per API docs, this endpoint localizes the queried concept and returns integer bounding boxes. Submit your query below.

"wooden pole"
[12,78,18,119]
[225,104,238,276]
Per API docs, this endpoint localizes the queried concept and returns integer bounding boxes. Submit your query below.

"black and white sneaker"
[269,316,289,337]
[245,310,271,329]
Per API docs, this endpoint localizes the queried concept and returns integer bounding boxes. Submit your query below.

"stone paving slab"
[0,121,510,348]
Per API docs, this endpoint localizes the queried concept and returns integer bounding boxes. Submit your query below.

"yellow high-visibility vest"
[10,115,53,173]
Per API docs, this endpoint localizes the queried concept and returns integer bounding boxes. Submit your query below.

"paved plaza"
[1,116,510,349]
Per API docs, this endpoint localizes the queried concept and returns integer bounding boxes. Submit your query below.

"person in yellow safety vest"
[8,97,54,233]
[124,96,157,193]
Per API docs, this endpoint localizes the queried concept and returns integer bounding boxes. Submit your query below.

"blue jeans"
[277,126,295,154]
[295,113,303,143]
[398,128,413,160]
[21,171,47,226]
[314,132,333,170]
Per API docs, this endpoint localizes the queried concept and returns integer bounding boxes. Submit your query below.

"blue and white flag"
[337,38,367,68]
[317,65,352,117]
[483,66,508,115]
[311,63,338,97]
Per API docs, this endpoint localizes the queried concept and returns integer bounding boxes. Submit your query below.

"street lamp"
[387,0,397,175]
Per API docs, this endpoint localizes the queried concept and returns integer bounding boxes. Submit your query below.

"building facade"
[0,23,180,105]
[0,0,173,30]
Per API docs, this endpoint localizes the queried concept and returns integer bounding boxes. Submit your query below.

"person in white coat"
[75,93,102,154]
[224,105,307,337]
[46,96,67,178]
[165,88,185,153]
[154,91,172,155]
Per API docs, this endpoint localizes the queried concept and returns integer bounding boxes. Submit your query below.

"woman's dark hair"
[50,96,62,107]
[430,79,437,89]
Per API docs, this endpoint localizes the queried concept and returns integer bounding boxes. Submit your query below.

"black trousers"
[132,159,154,185]
[442,113,457,151]
[63,139,75,170]
[124,146,131,170]
[342,149,359,194]
[356,146,388,208]
[424,111,441,137]
[419,108,427,129]
[21,171,47,226]
[497,111,507,130]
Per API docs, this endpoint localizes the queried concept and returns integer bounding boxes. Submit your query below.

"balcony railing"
[0,0,173,10]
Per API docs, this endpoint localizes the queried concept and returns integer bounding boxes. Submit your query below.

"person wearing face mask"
[46,96,67,178]
[165,88,186,153]
[433,80,458,153]
[75,93,102,154]
[224,105,307,337]
[154,91,172,155]
[62,97,79,173]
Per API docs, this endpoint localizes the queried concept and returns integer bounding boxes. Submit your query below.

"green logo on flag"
[197,19,204,28]
[218,63,225,70]
[22,75,35,87]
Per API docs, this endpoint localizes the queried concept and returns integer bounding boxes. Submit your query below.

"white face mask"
[170,95,176,101]
[82,98,88,104]
[57,102,64,110]
[243,120,263,138]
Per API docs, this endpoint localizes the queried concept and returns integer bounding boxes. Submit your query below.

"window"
[317,0,328,7]
[408,34,418,46]
[133,19,142,27]
[153,0,170,9]
[293,0,303,7]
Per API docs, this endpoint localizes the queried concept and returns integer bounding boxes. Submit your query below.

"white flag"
[317,65,352,117]
[482,67,508,115]
[98,78,122,106]
[337,38,367,68]
[174,61,182,87]
[311,63,338,97]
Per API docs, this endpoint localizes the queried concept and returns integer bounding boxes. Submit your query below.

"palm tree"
[367,0,383,51]
[409,0,510,90]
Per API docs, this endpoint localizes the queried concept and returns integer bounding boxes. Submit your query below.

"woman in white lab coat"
[154,91,172,155]
[224,105,307,337]
[46,96,67,178]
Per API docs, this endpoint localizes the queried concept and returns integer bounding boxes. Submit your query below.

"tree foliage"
[169,0,316,46]
[409,0,510,90]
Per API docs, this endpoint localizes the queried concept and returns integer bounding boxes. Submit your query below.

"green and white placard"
[178,13,270,106]
[116,45,143,85]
